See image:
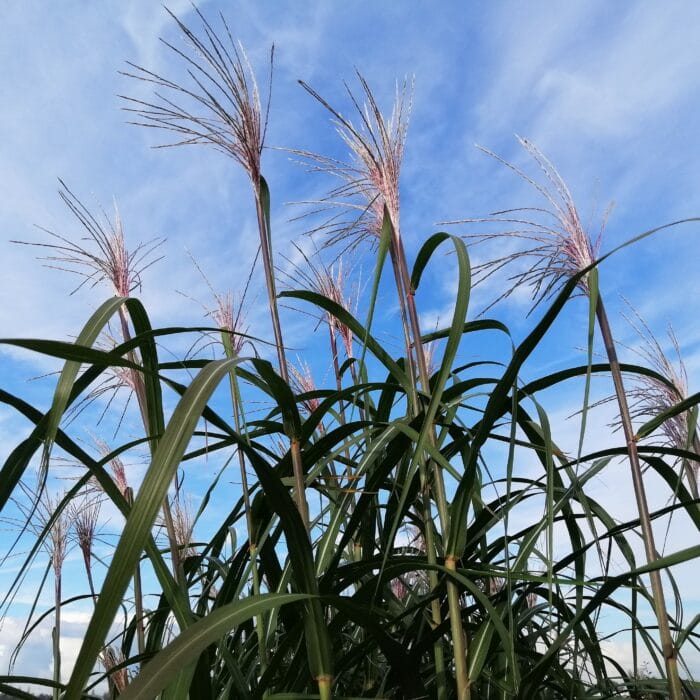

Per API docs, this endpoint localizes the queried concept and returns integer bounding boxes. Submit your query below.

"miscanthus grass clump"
[1,8,698,700]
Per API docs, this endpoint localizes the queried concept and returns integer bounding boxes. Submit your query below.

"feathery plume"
[100,646,130,694]
[14,182,163,297]
[69,488,102,598]
[7,484,75,700]
[446,137,604,310]
[171,493,196,561]
[12,483,73,579]
[623,311,692,449]
[124,7,310,529]
[593,305,697,471]
[616,305,698,493]
[289,359,322,416]
[390,576,409,602]
[180,250,259,358]
[295,75,412,252]
[121,8,272,184]
[423,340,438,379]
[94,438,130,497]
[280,243,358,357]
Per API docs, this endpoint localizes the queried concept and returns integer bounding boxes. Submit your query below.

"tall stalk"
[52,568,61,700]
[117,306,183,581]
[390,227,470,700]
[253,184,310,530]
[126,487,146,659]
[123,14,331,695]
[124,14,311,530]
[43,491,70,700]
[690,435,700,501]
[595,298,682,699]
[221,329,269,675]
[20,181,179,585]
[98,443,145,660]
[452,136,685,699]
[296,73,468,698]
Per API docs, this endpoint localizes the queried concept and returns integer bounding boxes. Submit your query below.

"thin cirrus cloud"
[1,1,697,347]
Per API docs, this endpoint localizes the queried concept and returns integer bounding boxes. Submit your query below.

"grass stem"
[254,184,310,531]
[596,296,682,700]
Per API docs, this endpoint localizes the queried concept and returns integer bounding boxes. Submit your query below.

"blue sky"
[1,0,699,686]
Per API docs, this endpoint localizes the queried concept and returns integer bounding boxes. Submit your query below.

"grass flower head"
[122,7,272,184]
[449,137,604,311]
[281,243,358,358]
[289,359,321,415]
[616,305,698,494]
[296,74,412,251]
[15,182,163,298]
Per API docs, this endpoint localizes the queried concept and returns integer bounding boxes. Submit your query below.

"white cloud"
[474,1,700,141]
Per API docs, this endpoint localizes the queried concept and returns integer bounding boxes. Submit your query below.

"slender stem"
[388,251,419,405]
[328,326,350,455]
[393,232,471,699]
[596,297,682,700]
[253,183,310,531]
[251,177,330,692]
[53,573,61,700]
[384,232,449,699]
[446,556,470,700]
[222,335,256,560]
[347,344,368,428]
[419,484,448,700]
[126,487,146,659]
[329,325,360,564]
[118,306,182,582]
[82,551,96,602]
[685,435,700,500]
[222,332,268,674]
[253,196,289,381]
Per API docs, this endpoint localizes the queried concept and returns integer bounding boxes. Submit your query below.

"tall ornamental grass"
[1,8,699,700]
